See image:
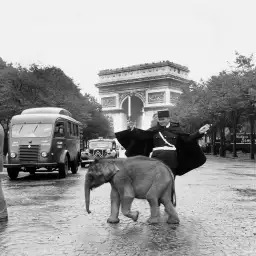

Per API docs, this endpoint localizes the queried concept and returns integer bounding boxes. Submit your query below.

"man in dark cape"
[115,110,210,176]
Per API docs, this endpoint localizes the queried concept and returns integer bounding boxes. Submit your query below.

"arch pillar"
[127,95,131,120]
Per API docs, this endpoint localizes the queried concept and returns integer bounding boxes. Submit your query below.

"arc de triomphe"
[95,61,190,132]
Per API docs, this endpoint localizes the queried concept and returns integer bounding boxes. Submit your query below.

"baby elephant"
[84,156,179,225]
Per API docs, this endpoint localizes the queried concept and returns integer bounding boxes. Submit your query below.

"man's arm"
[182,131,204,142]
[178,124,211,142]
[128,125,156,140]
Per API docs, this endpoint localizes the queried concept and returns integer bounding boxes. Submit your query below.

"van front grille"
[93,149,107,158]
[19,145,40,162]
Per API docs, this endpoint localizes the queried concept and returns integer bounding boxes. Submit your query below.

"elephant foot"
[131,211,139,222]
[147,216,160,225]
[107,217,120,224]
[167,216,180,224]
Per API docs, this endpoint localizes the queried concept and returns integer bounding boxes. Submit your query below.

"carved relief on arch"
[101,96,116,108]
[119,92,130,106]
[134,90,146,103]
[119,90,146,106]
[148,91,166,104]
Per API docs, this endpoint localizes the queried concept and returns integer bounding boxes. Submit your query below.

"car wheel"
[7,168,20,180]
[59,156,69,178]
[70,157,78,174]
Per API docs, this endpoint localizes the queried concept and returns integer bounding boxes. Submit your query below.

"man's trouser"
[151,149,177,206]
[151,149,178,177]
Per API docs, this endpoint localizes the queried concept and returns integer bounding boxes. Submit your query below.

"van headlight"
[41,152,48,158]
[10,152,16,158]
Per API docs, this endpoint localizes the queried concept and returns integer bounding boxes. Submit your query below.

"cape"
[115,126,206,176]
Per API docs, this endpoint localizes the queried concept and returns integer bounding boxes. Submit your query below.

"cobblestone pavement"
[0,155,255,256]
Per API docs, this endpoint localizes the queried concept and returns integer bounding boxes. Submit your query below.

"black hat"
[157,110,170,118]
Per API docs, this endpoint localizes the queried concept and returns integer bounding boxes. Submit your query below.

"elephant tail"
[171,174,177,207]
[171,183,177,207]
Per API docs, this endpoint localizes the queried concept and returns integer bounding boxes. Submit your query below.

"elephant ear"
[87,162,98,180]
[102,161,120,181]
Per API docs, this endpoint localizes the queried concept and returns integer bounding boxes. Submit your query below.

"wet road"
[0,156,256,256]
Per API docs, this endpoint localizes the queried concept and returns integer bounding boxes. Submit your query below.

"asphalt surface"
[0,154,255,256]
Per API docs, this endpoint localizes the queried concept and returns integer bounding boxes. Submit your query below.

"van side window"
[75,125,78,137]
[68,122,72,136]
[73,123,76,136]
[54,122,65,137]
[70,123,74,136]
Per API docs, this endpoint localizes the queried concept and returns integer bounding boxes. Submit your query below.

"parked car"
[80,138,118,168]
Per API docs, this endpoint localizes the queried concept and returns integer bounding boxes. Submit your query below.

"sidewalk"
[205,152,256,163]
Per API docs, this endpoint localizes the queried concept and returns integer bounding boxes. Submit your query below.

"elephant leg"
[146,175,172,224]
[160,189,180,224]
[146,197,160,224]
[118,183,139,221]
[146,185,163,224]
[120,196,139,222]
[107,186,120,224]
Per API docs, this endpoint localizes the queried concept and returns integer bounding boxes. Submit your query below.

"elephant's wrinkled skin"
[84,156,179,225]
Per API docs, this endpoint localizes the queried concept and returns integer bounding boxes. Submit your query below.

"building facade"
[95,61,190,132]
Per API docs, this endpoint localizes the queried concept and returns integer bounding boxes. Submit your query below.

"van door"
[66,121,77,161]
[52,121,66,162]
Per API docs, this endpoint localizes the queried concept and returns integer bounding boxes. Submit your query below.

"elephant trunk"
[84,177,91,214]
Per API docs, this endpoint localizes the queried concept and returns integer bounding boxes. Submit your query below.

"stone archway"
[96,61,190,132]
[121,95,144,129]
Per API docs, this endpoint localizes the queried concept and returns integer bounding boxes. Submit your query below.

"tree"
[83,112,114,142]
[0,59,112,141]
[232,52,256,159]
[168,52,256,159]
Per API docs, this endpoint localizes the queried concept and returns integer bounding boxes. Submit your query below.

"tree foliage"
[170,52,256,131]
[0,59,113,139]
[168,52,256,157]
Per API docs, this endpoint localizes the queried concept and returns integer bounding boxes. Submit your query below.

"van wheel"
[81,163,85,168]
[70,158,78,174]
[59,156,69,178]
[7,168,20,180]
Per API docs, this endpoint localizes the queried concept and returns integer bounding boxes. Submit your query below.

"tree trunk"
[211,129,217,155]
[219,126,226,157]
[249,114,255,160]
[232,113,238,158]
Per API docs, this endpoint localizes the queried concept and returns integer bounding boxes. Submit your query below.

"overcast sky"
[1,0,255,98]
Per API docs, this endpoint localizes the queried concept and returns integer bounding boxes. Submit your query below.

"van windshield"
[11,124,53,138]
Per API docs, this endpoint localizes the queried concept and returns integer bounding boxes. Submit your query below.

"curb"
[205,154,256,163]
